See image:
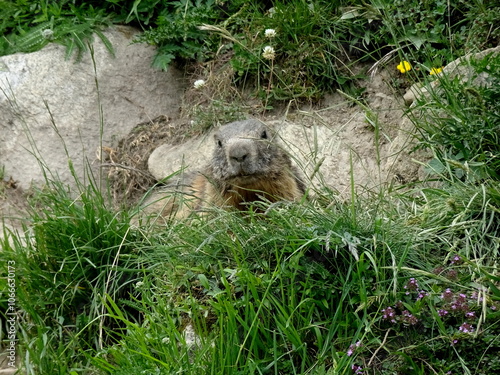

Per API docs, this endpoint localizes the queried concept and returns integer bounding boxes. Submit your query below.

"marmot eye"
[217,139,223,147]
[261,130,268,139]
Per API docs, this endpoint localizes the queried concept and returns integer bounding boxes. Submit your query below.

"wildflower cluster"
[381,304,419,326]
[262,28,277,60]
[437,288,483,340]
[397,60,412,73]
[346,341,364,374]
[380,275,500,348]
[264,29,276,38]
[396,60,443,76]
[351,364,363,374]
[262,45,276,60]
[433,254,463,281]
[430,67,443,75]
[346,341,362,357]
[439,288,472,314]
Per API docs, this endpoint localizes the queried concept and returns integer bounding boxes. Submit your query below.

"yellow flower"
[430,67,443,75]
[397,61,412,73]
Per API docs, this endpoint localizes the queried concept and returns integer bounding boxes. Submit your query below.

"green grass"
[410,51,500,181]
[0,1,499,374]
[1,173,143,374]
[3,172,499,373]
[2,0,497,103]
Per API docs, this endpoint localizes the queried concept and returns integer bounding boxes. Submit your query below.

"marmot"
[138,119,305,222]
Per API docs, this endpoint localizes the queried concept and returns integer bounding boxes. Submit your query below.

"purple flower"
[438,309,449,317]
[404,278,419,292]
[401,310,418,325]
[449,293,469,313]
[459,322,474,333]
[470,291,484,302]
[465,311,475,319]
[417,290,428,301]
[347,341,362,357]
[450,254,462,265]
[382,307,397,323]
[441,288,454,302]
[352,364,363,374]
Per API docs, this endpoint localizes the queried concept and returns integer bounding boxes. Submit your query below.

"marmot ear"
[214,135,223,148]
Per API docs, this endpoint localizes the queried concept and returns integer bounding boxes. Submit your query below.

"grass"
[2,174,142,374]
[0,1,499,374]
[3,171,498,374]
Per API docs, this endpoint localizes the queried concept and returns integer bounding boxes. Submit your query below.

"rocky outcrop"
[0,26,186,190]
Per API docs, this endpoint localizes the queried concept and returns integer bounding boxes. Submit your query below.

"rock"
[0,26,186,190]
[404,46,500,105]
[148,134,214,182]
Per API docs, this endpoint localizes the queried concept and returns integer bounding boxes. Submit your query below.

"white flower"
[264,29,277,38]
[41,29,54,40]
[262,46,276,60]
[268,7,276,17]
[193,79,206,89]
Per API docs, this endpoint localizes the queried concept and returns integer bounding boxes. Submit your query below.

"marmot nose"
[230,152,248,163]
[228,141,252,165]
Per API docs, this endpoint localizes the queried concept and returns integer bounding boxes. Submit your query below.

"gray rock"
[0,26,186,189]
[148,132,215,181]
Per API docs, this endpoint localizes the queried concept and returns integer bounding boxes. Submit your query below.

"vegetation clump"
[1,0,498,104]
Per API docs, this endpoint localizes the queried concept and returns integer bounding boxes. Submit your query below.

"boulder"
[0,26,186,190]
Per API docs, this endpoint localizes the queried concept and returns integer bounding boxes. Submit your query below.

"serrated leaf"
[152,52,175,70]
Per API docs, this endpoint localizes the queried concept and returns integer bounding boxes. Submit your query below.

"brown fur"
[136,119,305,223]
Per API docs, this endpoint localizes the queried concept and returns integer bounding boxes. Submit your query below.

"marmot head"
[210,119,291,186]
